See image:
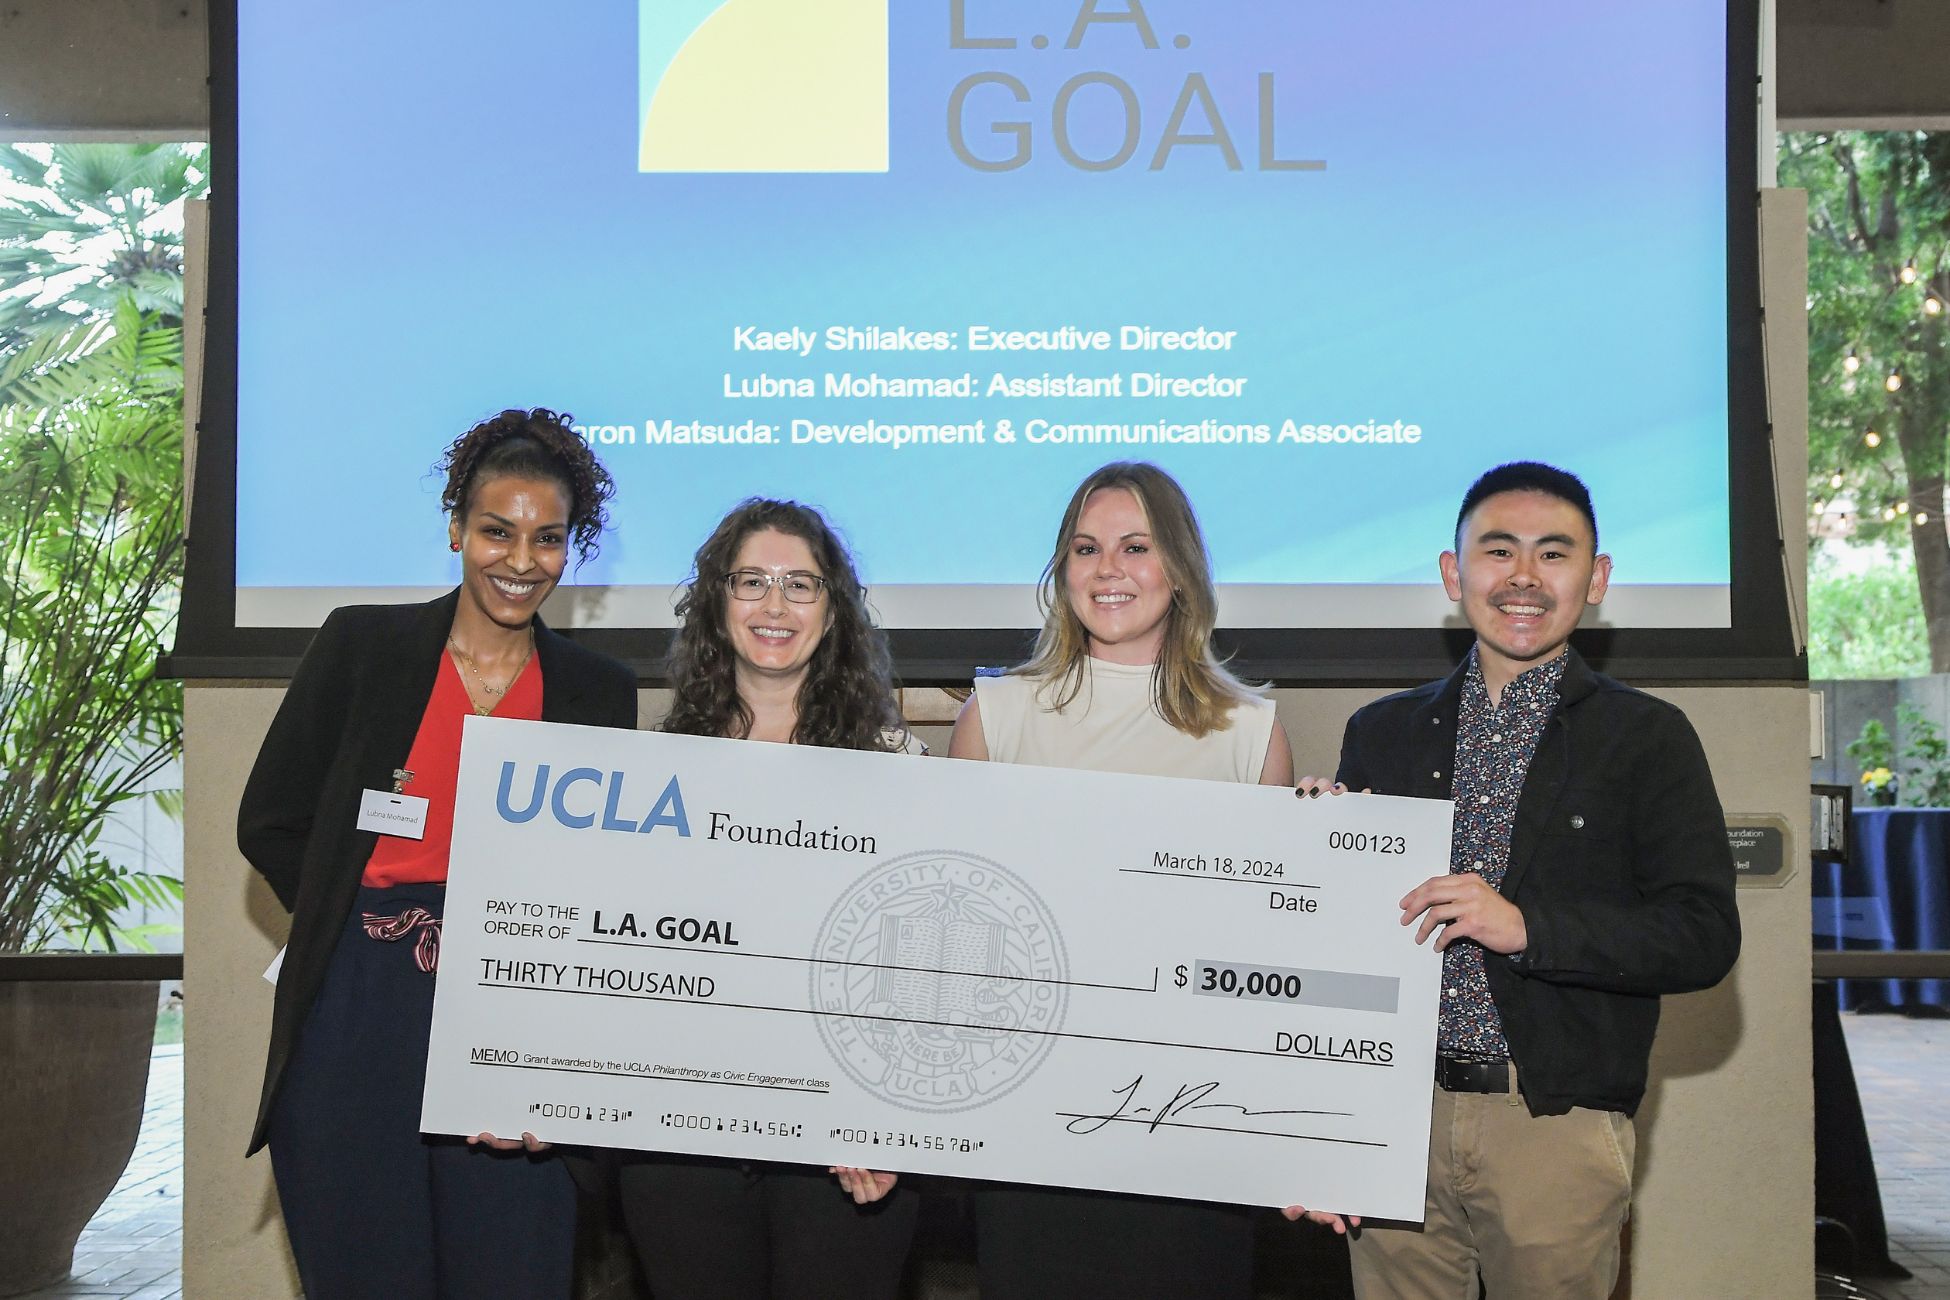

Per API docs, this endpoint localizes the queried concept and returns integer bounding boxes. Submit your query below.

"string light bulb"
[1901,258,1919,284]
[1885,505,1900,521]
[1887,371,1904,393]
[1844,347,1862,374]
[1898,501,1910,514]
[1919,512,1931,527]
[1815,499,1828,514]
[1865,430,1883,448]
[1831,471,1846,489]
[1928,296,1945,317]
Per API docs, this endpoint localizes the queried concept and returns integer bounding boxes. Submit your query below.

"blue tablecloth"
[1813,807,1950,1012]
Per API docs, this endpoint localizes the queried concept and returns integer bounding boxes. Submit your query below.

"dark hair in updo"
[662,498,904,751]
[436,408,615,564]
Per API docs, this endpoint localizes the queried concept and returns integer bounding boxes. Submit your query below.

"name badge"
[358,788,430,839]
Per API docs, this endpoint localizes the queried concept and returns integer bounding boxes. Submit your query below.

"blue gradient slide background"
[235,1,1728,599]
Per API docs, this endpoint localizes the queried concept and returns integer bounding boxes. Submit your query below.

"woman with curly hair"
[238,408,637,1299]
[616,498,919,1299]
[949,461,1291,1300]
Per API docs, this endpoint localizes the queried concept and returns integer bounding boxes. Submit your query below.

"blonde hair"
[1014,462,1261,738]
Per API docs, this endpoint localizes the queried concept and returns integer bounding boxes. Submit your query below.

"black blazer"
[238,590,639,1153]
[1336,648,1739,1118]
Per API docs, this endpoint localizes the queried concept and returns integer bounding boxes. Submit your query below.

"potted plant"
[1849,718,1899,807]
[1848,707,1950,810]
[1893,705,1950,807]
[0,304,185,1295]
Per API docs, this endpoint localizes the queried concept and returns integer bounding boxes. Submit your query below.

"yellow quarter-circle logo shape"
[640,0,889,173]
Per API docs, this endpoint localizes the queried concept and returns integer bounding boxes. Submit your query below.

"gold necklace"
[448,635,533,715]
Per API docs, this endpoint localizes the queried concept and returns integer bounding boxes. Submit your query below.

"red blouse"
[362,649,543,887]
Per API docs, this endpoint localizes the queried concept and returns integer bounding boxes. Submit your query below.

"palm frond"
[0,304,184,952]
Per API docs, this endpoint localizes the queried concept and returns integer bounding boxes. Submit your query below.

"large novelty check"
[422,717,1449,1220]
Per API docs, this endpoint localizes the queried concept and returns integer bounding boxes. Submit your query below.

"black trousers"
[973,1185,1254,1300]
[267,885,576,1300]
[617,1154,919,1299]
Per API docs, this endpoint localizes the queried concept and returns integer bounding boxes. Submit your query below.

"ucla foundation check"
[422,717,1450,1220]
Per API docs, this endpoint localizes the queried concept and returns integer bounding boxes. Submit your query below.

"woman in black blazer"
[238,409,636,1300]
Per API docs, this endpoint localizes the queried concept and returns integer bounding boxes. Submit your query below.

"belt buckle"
[1437,1055,1508,1093]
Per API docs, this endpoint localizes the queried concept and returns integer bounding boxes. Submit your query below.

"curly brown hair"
[662,499,904,751]
[435,408,615,563]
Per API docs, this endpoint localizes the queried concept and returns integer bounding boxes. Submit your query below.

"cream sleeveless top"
[972,658,1275,783]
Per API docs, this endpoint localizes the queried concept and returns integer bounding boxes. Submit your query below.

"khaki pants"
[1349,1079,1635,1300]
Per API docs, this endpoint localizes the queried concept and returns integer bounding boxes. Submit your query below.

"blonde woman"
[948,461,1291,1300]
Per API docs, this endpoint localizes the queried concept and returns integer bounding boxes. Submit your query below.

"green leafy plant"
[0,143,208,350]
[1896,703,1950,807]
[1847,718,1898,804]
[1782,131,1950,670]
[1847,717,1894,770]
[1842,706,1950,808]
[1809,549,1931,679]
[0,300,184,952]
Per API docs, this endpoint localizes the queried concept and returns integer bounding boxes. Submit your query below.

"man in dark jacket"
[1300,463,1740,1300]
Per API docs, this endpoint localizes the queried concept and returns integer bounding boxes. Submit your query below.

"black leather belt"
[1435,1055,1512,1093]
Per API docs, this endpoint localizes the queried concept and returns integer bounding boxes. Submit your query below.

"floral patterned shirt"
[1437,648,1566,1058]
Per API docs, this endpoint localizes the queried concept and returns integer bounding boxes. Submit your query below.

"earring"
[450,541,461,552]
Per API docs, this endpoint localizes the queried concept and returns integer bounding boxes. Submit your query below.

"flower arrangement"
[1847,708,1950,809]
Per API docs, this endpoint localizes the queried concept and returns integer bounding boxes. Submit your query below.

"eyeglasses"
[723,570,828,604]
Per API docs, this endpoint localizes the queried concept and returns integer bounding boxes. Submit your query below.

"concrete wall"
[0,0,207,141]
[1778,0,1950,128]
[1813,679,1900,789]
[181,685,298,1298]
[1813,674,1950,793]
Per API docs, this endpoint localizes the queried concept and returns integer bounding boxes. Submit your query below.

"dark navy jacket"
[1336,648,1740,1117]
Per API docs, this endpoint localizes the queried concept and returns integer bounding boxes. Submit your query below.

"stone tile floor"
[18,1045,181,1300]
[13,1020,1950,1299]
[1838,1014,1950,1300]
